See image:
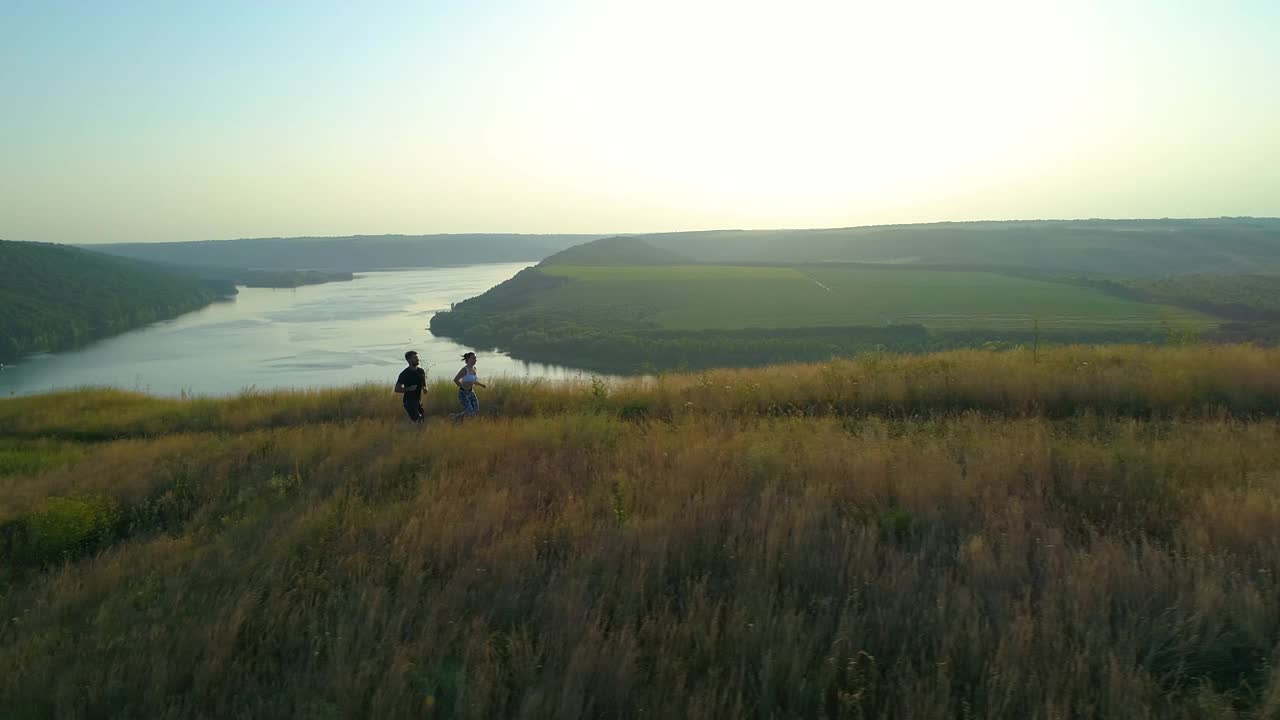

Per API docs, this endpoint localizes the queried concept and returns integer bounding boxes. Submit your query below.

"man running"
[394,350,427,423]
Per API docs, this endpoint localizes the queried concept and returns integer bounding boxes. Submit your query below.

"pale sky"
[2,0,1277,244]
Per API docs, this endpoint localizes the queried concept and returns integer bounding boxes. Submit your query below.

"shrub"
[6,495,121,568]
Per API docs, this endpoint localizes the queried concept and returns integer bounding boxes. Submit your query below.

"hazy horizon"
[4,1,1278,245]
[47,212,1280,245]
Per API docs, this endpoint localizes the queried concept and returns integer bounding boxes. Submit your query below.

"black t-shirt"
[397,366,426,405]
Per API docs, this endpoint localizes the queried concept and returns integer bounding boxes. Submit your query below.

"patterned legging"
[458,388,479,416]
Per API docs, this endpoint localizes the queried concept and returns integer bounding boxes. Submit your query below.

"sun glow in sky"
[2,0,1277,243]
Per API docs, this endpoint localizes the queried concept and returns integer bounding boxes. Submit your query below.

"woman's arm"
[453,367,466,387]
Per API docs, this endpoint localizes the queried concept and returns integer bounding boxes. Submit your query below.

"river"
[0,263,596,397]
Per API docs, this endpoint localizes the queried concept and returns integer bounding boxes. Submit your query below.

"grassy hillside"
[0,240,233,362]
[636,218,1280,275]
[534,265,1211,331]
[1020,274,1280,347]
[430,256,1216,372]
[2,346,1279,718]
[90,233,609,271]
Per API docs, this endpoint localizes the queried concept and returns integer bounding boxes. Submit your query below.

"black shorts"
[404,402,424,422]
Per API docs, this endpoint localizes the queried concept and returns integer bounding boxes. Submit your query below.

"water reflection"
[1,264,611,397]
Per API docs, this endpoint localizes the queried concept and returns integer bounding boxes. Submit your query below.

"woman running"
[452,352,486,419]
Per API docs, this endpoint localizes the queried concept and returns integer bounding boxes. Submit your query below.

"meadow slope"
[2,346,1280,719]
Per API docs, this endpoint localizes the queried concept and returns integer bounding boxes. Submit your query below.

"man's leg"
[404,403,424,423]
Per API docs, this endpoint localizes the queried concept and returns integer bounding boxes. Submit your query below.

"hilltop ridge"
[631,217,1280,274]
[541,236,690,266]
[87,233,610,271]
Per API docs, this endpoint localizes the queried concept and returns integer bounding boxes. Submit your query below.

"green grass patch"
[0,439,86,476]
[1,494,121,569]
[537,265,1214,331]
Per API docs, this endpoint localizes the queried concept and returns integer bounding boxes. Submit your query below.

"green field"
[432,252,1236,372]
[537,265,1214,331]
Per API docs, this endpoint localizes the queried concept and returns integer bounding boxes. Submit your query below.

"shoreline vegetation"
[189,266,356,289]
[2,345,1279,717]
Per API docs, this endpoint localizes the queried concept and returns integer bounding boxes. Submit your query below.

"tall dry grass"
[1,346,1278,718]
[2,345,1279,441]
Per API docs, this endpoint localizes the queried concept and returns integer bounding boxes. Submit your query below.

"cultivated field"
[2,345,1280,718]
[536,265,1213,332]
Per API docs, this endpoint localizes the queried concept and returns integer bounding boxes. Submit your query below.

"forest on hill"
[0,241,234,362]
[88,233,609,271]
[2,345,1278,718]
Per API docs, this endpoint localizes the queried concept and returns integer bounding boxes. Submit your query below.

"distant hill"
[88,233,610,271]
[634,218,1280,275]
[541,236,690,266]
[430,218,1280,372]
[82,219,1280,276]
[0,240,233,362]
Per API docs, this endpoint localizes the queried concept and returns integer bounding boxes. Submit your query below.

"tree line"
[0,240,234,362]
